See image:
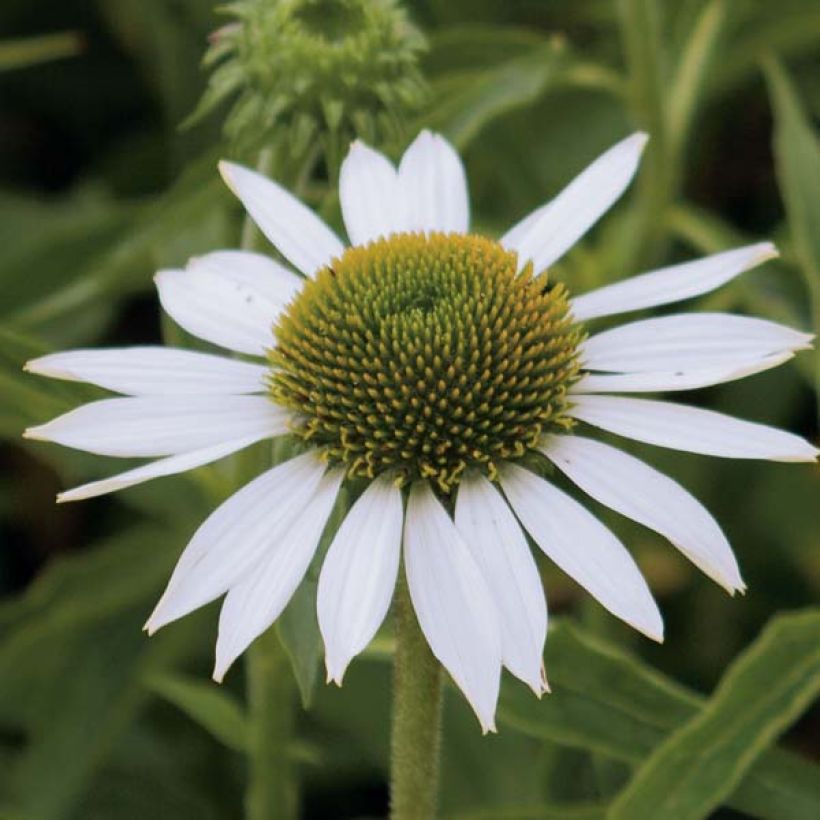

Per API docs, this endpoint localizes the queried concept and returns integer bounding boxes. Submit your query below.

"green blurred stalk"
[390,575,444,820]
[246,629,299,820]
[0,31,83,72]
[617,0,726,271]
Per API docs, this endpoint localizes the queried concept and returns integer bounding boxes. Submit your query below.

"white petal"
[339,141,402,246]
[155,268,278,356]
[24,395,288,457]
[25,346,269,395]
[455,471,548,695]
[581,314,812,373]
[189,250,303,306]
[499,463,663,641]
[571,243,779,321]
[404,481,502,733]
[317,474,403,684]
[570,394,819,462]
[213,467,344,681]
[571,352,795,394]
[57,434,266,502]
[397,131,469,234]
[501,133,647,272]
[219,161,345,277]
[541,435,743,593]
[145,451,328,634]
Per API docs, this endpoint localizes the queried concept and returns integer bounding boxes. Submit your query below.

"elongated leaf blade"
[497,620,820,819]
[609,609,820,820]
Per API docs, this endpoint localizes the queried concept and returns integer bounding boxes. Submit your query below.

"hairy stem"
[390,576,444,820]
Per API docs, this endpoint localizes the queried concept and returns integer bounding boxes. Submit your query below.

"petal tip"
[632,131,650,151]
[756,241,779,262]
[217,160,241,193]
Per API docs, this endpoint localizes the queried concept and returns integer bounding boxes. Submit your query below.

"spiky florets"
[269,233,583,493]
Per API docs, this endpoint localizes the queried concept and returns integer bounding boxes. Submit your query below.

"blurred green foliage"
[0,1,818,818]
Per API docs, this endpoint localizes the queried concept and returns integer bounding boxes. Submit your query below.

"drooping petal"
[397,131,469,234]
[25,346,268,396]
[219,160,345,276]
[24,395,288,457]
[339,141,402,246]
[404,481,502,733]
[570,394,819,462]
[499,463,663,642]
[455,471,548,695]
[145,451,328,634]
[57,434,267,503]
[570,353,794,394]
[317,474,403,684]
[501,133,647,273]
[541,435,743,593]
[581,314,812,373]
[571,243,778,321]
[213,468,344,681]
[155,268,278,356]
[189,250,304,306]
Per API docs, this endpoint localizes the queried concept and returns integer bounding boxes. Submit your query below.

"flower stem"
[390,575,444,820]
[246,627,299,820]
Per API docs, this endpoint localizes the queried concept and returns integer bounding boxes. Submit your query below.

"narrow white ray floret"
[24,395,288,457]
[318,474,404,685]
[214,467,344,682]
[145,451,329,634]
[188,250,304,306]
[58,434,270,503]
[570,394,819,462]
[25,346,269,396]
[396,130,469,235]
[155,267,281,356]
[581,313,812,373]
[570,352,795,394]
[339,140,402,246]
[570,242,779,321]
[501,132,648,272]
[499,463,664,642]
[541,435,744,593]
[404,481,502,733]
[219,160,344,277]
[455,470,549,695]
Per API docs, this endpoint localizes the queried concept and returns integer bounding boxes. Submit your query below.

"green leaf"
[4,153,231,341]
[145,673,248,752]
[444,803,607,820]
[765,58,820,419]
[420,42,568,149]
[497,621,820,819]
[667,0,727,155]
[0,527,194,820]
[610,609,820,820]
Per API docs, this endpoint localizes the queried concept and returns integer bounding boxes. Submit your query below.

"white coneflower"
[24,130,817,732]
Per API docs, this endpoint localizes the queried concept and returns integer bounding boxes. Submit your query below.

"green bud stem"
[390,575,444,820]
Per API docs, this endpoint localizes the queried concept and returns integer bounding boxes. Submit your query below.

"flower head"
[194,0,428,156]
[25,130,817,732]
